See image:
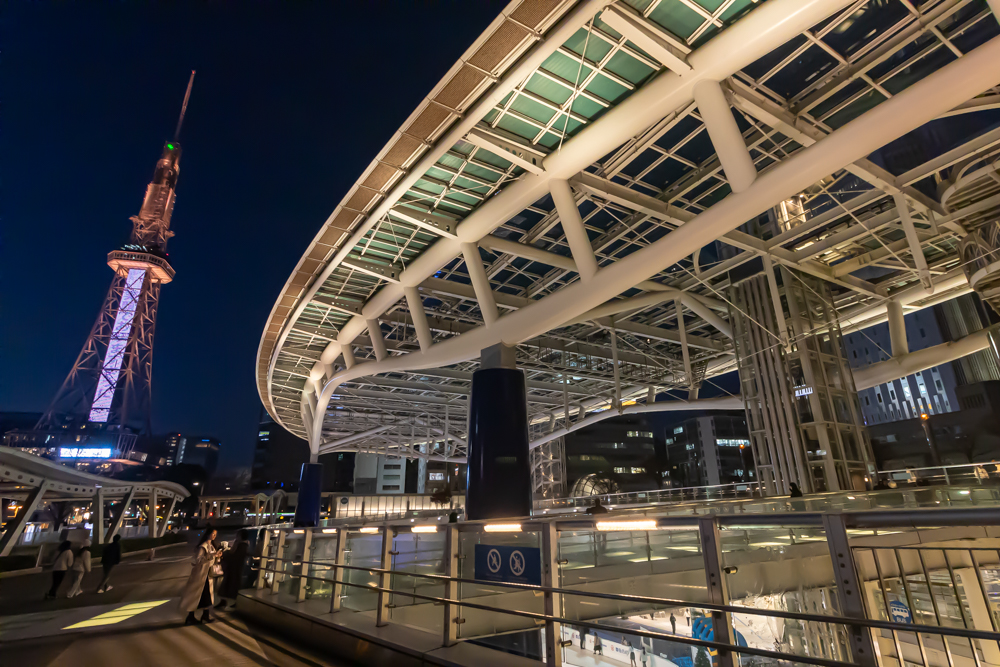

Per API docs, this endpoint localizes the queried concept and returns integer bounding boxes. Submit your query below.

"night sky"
[0,1,510,472]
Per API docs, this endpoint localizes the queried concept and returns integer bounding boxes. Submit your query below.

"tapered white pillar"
[693,80,756,193]
[550,179,598,281]
[366,319,388,361]
[887,299,908,357]
[461,242,500,327]
[342,344,355,369]
[404,287,433,351]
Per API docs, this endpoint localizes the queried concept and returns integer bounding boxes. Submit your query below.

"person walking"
[65,540,92,598]
[216,529,250,610]
[670,612,677,634]
[180,528,222,625]
[593,635,603,655]
[641,646,649,667]
[45,541,74,599]
[629,641,638,667]
[97,534,122,593]
[585,498,609,515]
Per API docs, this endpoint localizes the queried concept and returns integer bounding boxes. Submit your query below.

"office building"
[564,416,663,495]
[663,414,754,488]
[252,412,354,492]
[176,436,221,478]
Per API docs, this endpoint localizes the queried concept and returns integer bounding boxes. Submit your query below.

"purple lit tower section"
[34,73,195,456]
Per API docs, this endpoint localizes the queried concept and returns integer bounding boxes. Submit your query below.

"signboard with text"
[474,544,541,586]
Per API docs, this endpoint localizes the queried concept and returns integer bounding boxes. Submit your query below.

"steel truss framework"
[258,0,1000,488]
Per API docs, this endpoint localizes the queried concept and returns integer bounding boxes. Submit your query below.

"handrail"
[254,553,1000,641]
[253,561,859,667]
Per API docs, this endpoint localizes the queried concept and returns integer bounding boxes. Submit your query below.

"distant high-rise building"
[564,415,664,495]
[252,411,353,492]
[176,436,220,478]
[663,414,754,488]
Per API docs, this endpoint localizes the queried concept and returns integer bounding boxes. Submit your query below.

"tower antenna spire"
[174,70,196,141]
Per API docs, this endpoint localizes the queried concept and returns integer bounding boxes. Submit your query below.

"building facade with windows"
[663,414,753,488]
[844,294,999,425]
[564,416,663,494]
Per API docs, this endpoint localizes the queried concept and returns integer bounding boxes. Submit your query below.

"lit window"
[673,426,684,435]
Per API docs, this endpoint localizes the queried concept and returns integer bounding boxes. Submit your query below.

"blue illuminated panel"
[60,447,113,459]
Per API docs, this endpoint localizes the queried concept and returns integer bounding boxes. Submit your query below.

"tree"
[695,647,712,667]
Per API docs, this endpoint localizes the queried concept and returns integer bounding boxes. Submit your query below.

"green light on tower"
[167,143,174,150]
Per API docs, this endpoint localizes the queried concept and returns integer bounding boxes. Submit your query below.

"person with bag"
[216,529,249,610]
[45,541,74,599]
[65,539,92,597]
[179,528,222,625]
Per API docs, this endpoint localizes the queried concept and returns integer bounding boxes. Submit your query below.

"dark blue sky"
[0,1,509,472]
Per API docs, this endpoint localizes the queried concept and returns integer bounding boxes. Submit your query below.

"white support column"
[256,529,271,590]
[443,524,459,646]
[330,527,348,612]
[107,487,134,542]
[0,482,50,557]
[675,298,695,398]
[693,80,757,193]
[893,193,932,289]
[376,526,395,627]
[148,489,158,539]
[159,496,177,538]
[887,298,909,357]
[763,256,789,348]
[461,242,499,327]
[342,345,356,369]
[550,179,598,281]
[542,522,563,667]
[367,319,388,361]
[297,528,313,603]
[271,530,286,594]
[404,287,433,352]
[93,488,105,545]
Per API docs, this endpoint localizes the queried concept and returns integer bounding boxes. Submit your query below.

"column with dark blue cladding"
[294,462,323,527]
[466,343,532,520]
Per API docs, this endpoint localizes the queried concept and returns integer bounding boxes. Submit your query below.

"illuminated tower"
[27,72,196,459]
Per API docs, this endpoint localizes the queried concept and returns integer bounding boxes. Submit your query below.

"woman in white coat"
[65,539,92,597]
[180,528,222,625]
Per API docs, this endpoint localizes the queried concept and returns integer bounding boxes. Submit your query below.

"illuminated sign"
[429,472,445,481]
[717,438,750,447]
[794,385,814,397]
[60,447,113,459]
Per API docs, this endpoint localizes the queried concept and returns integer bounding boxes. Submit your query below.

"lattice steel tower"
[31,73,196,456]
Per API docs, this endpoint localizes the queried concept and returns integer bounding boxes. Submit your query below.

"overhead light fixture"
[359,526,379,533]
[596,520,658,532]
[322,528,338,534]
[412,525,437,533]
[293,529,305,534]
[484,523,522,533]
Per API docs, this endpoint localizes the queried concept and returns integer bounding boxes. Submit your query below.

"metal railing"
[534,482,763,512]
[248,506,1000,667]
[879,462,1000,487]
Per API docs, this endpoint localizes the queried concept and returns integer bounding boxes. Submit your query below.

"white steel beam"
[854,328,993,390]
[887,298,909,358]
[461,243,500,327]
[893,193,933,288]
[693,80,756,193]
[599,5,691,75]
[404,287,433,352]
[366,319,388,361]
[550,179,598,280]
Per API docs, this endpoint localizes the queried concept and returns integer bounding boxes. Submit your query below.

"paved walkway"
[0,539,352,666]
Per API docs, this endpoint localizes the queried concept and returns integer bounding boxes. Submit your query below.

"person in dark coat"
[97,534,122,593]
[216,529,249,610]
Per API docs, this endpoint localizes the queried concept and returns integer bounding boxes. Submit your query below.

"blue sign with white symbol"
[889,600,912,623]
[474,544,541,586]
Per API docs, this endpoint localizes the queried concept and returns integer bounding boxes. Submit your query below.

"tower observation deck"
[6,72,196,461]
